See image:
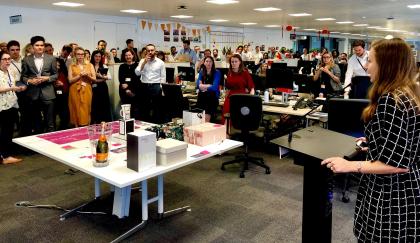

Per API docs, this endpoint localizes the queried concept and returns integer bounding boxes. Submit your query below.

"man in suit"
[121,39,138,63]
[19,36,57,134]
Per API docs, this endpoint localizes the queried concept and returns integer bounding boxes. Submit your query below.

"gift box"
[127,130,156,172]
[156,138,188,166]
[183,123,226,146]
[145,122,184,141]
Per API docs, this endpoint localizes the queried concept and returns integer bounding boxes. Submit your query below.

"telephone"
[293,97,313,110]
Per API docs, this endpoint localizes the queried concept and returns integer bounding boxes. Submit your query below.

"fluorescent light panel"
[53,2,84,7]
[336,21,354,24]
[353,24,368,27]
[289,13,312,17]
[240,22,257,25]
[206,0,239,5]
[171,15,193,19]
[265,25,281,27]
[120,9,147,14]
[315,18,336,21]
[367,26,381,29]
[303,28,317,31]
[329,31,340,33]
[254,7,281,12]
[407,4,420,8]
[209,19,229,22]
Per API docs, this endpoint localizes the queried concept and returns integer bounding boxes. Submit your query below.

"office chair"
[221,94,271,178]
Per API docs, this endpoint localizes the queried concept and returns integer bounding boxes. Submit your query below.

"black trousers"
[138,83,163,124]
[54,93,69,130]
[21,98,55,135]
[0,107,18,159]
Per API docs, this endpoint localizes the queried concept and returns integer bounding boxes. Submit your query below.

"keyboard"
[263,102,289,107]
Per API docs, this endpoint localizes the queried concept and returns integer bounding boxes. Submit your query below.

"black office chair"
[221,94,271,178]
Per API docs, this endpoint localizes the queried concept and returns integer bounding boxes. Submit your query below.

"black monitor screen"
[166,67,175,83]
[328,98,369,138]
[270,62,287,69]
[251,74,266,91]
[298,60,316,75]
[177,66,195,82]
[266,68,294,89]
[217,68,229,87]
[293,73,313,93]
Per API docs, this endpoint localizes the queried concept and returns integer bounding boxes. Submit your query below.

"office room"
[0,0,419,242]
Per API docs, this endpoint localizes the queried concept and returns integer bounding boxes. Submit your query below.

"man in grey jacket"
[19,36,57,134]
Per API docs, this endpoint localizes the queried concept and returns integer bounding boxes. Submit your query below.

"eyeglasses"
[1,58,11,61]
[322,56,331,59]
[76,53,85,56]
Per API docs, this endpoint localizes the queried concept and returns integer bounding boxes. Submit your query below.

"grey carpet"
[0,148,358,243]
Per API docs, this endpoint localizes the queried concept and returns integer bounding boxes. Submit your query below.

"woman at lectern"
[322,38,420,242]
[221,53,255,124]
[196,56,221,122]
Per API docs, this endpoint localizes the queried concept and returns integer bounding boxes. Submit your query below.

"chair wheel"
[239,172,245,178]
[221,165,225,171]
[265,168,271,174]
[342,196,350,203]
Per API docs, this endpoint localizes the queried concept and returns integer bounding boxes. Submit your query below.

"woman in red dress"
[222,53,255,124]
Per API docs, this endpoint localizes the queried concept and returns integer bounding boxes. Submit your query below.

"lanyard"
[11,61,21,74]
[6,70,13,87]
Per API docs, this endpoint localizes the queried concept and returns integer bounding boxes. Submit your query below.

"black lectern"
[271,126,356,243]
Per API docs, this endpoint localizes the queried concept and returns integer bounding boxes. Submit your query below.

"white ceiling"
[1,0,420,39]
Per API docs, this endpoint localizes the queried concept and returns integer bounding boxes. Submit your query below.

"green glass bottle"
[96,122,109,163]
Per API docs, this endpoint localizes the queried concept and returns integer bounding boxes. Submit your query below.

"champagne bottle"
[96,122,109,163]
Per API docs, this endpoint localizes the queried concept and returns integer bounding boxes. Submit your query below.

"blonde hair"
[362,38,420,122]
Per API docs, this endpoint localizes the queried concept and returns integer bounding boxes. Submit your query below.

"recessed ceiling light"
[206,0,239,5]
[353,24,368,27]
[240,22,257,25]
[52,2,84,7]
[264,25,281,28]
[254,7,281,12]
[336,21,354,24]
[376,27,390,30]
[385,35,393,39]
[367,26,381,29]
[303,28,317,31]
[170,15,193,19]
[315,18,336,21]
[341,32,351,34]
[330,31,340,33]
[289,13,312,17]
[120,9,147,14]
[209,19,229,22]
[407,4,420,8]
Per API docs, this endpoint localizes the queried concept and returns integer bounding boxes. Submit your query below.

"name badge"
[56,90,63,95]
[92,83,97,88]
[321,84,326,89]
[125,78,131,82]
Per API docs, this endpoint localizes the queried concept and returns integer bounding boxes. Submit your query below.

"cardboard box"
[127,130,156,172]
[156,138,188,165]
[184,123,226,146]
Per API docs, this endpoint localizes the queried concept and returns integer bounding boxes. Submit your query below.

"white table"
[13,125,242,242]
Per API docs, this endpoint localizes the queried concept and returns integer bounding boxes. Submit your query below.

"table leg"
[112,185,132,218]
[95,178,101,198]
[157,175,191,219]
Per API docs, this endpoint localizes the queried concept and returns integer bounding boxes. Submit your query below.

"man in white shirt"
[253,46,263,65]
[167,46,177,62]
[344,40,369,97]
[135,44,166,123]
[242,44,253,61]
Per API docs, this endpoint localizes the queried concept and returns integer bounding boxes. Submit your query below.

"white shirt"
[34,54,44,75]
[344,51,369,92]
[135,58,166,84]
[0,70,18,111]
[242,51,253,61]
[167,54,176,62]
[253,52,263,64]
[8,57,22,83]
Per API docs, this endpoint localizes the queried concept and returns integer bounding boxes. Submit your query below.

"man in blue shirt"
[175,40,197,66]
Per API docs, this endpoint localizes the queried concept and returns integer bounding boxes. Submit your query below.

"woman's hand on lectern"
[321,157,356,173]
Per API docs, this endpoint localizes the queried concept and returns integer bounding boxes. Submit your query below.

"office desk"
[262,105,312,116]
[13,124,242,241]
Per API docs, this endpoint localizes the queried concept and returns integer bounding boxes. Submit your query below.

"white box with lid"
[156,138,188,166]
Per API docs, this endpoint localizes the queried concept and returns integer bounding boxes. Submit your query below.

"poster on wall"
[173,29,179,42]
[163,29,170,42]
[181,29,187,41]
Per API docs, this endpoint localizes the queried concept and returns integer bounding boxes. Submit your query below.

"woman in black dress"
[90,50,112,124]
[322,38,420,242]
[118,49,139,119]
[196,56,221,122]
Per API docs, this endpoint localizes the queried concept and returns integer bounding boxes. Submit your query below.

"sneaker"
[2,156,22,164]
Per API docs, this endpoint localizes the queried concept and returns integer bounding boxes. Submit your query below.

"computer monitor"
[270,62,287,70]
[293,73,313,93]
[266,68,294,89]
[217,67,229,87]
[243,61,257,74]
[298,60,316,75]
[177,66,195,82]
[251,74,266,91]
[161,83,185,120]
[166,67,175,83]
[328,98,369,138]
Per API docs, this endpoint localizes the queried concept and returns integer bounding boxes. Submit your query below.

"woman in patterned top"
[322,38,420,242]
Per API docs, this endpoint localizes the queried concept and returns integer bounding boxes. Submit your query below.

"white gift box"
[156,138,188,166]
[127,130,156,172]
